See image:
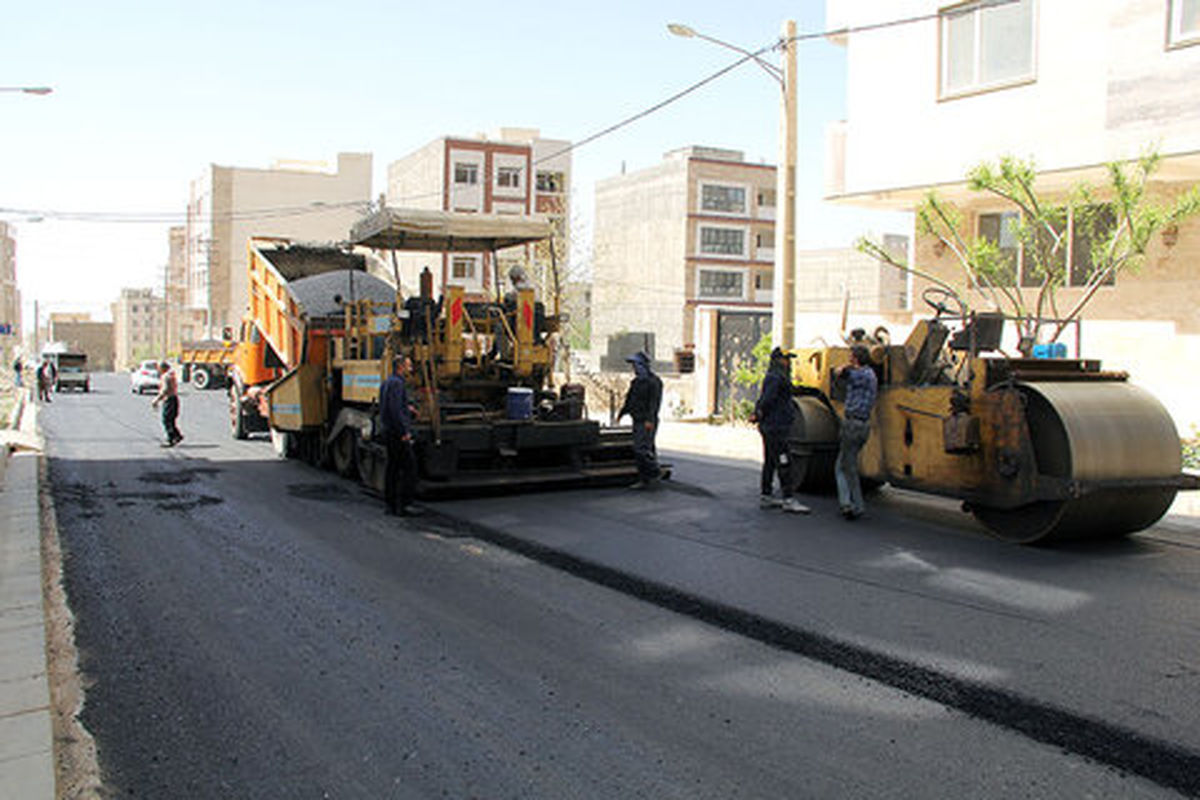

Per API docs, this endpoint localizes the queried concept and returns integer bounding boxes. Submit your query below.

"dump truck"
[230,209,638,495]
[786,288,1198,544]
[49,351,89,392]
[179,339,235,389]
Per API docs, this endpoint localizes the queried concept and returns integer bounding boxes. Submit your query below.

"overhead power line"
[0,4,983,224]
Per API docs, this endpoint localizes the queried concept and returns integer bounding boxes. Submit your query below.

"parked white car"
[130,360,161,394]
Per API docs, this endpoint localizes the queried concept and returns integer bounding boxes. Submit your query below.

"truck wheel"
[332,430,358,478]
[192,368,210,390]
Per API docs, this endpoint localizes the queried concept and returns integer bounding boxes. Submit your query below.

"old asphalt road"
[38,373,1200,798]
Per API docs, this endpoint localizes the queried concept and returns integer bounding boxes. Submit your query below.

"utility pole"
[33,299,39,355]
[163,263,170,359]
[775,18,798,350]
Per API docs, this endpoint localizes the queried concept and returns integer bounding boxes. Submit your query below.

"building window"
[700,183,747,214]
[977,211,1019,286]
[1069,206,1117,287]
[757,188,776,208]
[699,226,746,256]
[698,269,745,299]
[454,163,479,185]
[940,0,1034,97]
[979,207,1115,289]
[754,271,773,291]
[1170,0,1200,46]
[536,171,564,192]
[451,257,477,281]
[497,167,522,189]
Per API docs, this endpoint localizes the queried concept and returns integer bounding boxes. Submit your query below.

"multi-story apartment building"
[112,288,166,371]
[47,313,114,371]
[186,153,372,336]
[824,0,1200,429]
[386,128,571,299]
[167,226,205,349]
[592,146,777,414]
[0,222,19,364]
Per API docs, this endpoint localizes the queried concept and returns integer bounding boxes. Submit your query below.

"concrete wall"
[0,223,18,362]
[190,153,372,335]
[591,158,689,364]
[795,245,908,316]
[826,0,1200,197]
[48,321,115,371]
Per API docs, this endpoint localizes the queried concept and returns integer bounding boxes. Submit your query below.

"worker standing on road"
[151,361,183,447]
[751,347,809,514]
[12,355,23,390]
[379,354,419,516]
[36,357,56,403]
[834,345,878,520]
[618,351,663,490]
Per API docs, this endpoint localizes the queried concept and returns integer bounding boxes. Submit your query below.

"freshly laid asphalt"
[7,376,1200,800]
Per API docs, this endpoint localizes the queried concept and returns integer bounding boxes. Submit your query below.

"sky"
[2,0,908,328]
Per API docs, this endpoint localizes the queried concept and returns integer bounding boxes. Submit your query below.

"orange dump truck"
[179,340,234,390]
[226,239,395,443]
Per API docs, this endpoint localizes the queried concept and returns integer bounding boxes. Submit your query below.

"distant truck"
[179,339,235,390]
[49,351,89,392]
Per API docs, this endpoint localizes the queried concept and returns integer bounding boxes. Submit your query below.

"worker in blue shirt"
[835,345,878,520]
[379,355,419,516]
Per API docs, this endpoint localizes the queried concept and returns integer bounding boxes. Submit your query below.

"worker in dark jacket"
[750,347,810,514]
[618,351,663,489]
[379,355,419,516]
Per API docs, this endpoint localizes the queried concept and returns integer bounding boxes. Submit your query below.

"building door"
[714,310,771,417]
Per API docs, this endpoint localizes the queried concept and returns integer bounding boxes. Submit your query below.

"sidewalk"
[657,419,1200,521]
[0,389,54,800]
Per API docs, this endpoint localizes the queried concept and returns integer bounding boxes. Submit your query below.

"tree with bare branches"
[858,151,1200,354]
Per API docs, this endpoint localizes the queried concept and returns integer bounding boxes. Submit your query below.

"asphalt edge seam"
[39,454,105,799]
[423,507,1200,798]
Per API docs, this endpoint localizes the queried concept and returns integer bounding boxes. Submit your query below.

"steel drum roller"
[974,382,1182,543]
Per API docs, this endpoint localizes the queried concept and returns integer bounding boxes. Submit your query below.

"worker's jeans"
[760,427,793,498]
[385,431,417,513]
[632,421,659,482]
[835,417,871,515]
[161,395,181,443]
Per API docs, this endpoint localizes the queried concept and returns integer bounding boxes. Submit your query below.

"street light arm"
[666,24,784,87]
[0,86,53,95]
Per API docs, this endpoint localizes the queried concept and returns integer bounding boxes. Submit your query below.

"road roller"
[786,292,1198,543]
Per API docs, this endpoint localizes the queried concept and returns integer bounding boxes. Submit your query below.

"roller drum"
[974,381,1181,543]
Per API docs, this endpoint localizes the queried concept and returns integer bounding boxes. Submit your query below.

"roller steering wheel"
[922,286,964,318]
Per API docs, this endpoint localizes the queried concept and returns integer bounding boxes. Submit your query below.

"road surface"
[41,374,1200,798]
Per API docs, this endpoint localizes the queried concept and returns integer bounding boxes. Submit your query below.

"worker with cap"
[617,351,663,489]
[379,354,420,516]
[750,346,810,514]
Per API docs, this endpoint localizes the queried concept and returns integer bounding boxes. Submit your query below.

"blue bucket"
[1032,342,1067,359]
[507,387,534,420]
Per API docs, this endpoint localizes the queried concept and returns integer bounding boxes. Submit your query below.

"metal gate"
[715,311,772,417]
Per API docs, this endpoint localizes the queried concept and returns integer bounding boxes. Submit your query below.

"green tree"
[858,150,1200,353]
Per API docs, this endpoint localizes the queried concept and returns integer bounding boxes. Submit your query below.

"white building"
[386,128,571,300]
[186,153,372,335]
[824,0,1200,430]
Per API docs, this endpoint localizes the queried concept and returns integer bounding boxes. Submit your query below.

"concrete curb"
[0,395,54,799]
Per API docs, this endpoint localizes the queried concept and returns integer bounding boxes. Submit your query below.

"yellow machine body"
[268,363,328,432]
[789,316,1193,543]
